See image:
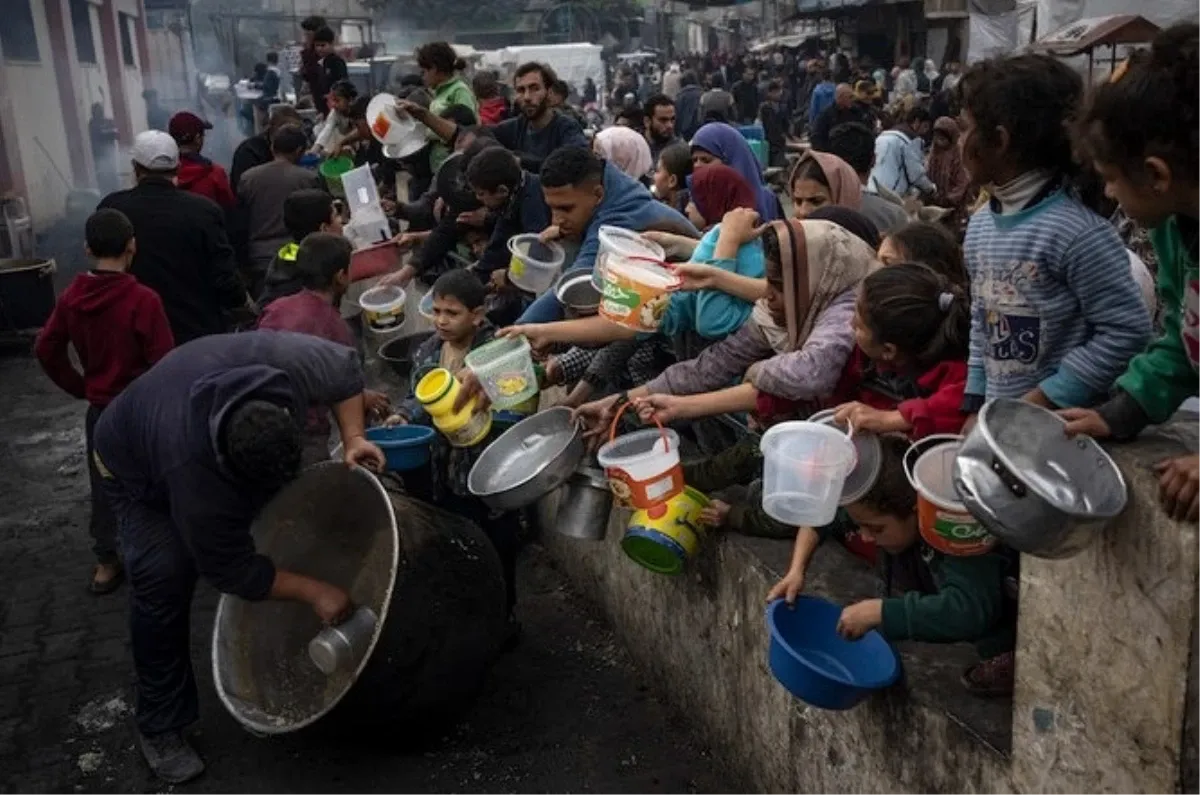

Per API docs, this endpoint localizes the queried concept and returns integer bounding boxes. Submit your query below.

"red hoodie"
[176,152,236,210]
[35,271,175,407]
[478,96,508,126]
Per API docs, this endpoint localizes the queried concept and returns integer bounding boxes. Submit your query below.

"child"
[34,209,175,593]
[954,54,1152,415]
[1060,23,1200,523]
[694,262,970,534]
[653,142,692,215]
[766,435,1017,696]
[876,221,968,286]
[393,270,522,639]
[258,232,389,460]
[258,189,343,309]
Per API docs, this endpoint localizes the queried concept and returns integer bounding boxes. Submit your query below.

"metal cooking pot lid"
[808,408,882,505]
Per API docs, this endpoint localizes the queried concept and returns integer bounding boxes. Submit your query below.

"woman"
[924,117,972,228]
[594,126,655,182]
[575,219,880,430]
[789,150,863,218]
[416,41,477,172]
[690,123,784,221]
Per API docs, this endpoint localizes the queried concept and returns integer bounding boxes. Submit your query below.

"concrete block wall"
[540,416,1198,793]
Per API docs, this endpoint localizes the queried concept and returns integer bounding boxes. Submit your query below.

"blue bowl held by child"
[365,425,436,472]
[765,597,900,710]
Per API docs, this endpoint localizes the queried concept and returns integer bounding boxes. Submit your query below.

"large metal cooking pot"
[212,463,506,737]
[377,329,434,387]
[951,398,1128,559]
[467,407,584,511]
[555,466,612,541]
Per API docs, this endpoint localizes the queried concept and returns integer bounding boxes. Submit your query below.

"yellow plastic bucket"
[415,368,492,448]
[622,487,710,575]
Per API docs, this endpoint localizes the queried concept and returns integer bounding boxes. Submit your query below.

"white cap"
[130,130,179,171]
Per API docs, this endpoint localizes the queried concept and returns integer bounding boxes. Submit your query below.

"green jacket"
[682,437,793,539]
[428,77,478,173]
[1102,215,1199,438]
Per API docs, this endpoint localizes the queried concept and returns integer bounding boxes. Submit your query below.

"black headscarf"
[805,206,881,251]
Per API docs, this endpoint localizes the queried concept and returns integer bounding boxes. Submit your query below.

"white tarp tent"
[481,43,606,105]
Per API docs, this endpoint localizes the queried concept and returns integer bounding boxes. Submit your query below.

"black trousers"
[85,405,118,564]
[101,478,199,736]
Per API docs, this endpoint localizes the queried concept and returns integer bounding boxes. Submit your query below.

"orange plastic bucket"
[903,435,996,557]
[596,402,684,509]
[597,255,679,332]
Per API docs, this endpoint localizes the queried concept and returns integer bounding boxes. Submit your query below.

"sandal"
[89,562,125,595]
[961,651,1014,697]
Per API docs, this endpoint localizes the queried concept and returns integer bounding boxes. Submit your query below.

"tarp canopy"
[1028,14,1161,56]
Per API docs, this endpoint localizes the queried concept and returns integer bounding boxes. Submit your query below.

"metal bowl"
[555,267,601,318]
[952,398,1128,559]
[377,329,434,386]
[467,407,584,511]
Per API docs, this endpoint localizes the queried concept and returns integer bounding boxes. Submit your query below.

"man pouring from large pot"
[92,330,385,784]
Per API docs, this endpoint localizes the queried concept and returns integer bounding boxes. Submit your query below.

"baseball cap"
[167,111,213,142]
[130,130,179,171]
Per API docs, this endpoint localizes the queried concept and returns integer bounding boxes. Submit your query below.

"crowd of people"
[27,15,1198,785]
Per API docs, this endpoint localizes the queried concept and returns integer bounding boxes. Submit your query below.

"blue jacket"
[478,172,552,275]
[660,226,764,340]
[573,162,698,273]
[808,81,835,125]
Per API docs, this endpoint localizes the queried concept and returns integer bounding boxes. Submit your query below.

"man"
[93,330,385,783]
[806,69,836,133]
[941,60,962,93]
[699,72,736,123]
[758,81,789,168]
[674,71,703,141]
[98,131,249,343]
[643,94,681,165]
[491,62,587,174]
[236,125,324,295]
[313,26,347,116]
[548,79,588,130]
[661,62,682,100]
[731,66,759,125]
[260,51,282,107]
[230,106,302,197]
[827,121,908,235]
[297,15,326,104]
[516,146,697,323]
[89,103,120,194]
[809,83,871,152]
[169,111,236,210]
[869,106,935,198]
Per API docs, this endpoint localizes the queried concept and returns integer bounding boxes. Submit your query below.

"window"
[118,12,135,67]
[1,0,40,62]
[70,0,96,64]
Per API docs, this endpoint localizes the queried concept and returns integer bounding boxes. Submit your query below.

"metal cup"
[308,605,378,676]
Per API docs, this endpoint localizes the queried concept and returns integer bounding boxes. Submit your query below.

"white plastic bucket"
[463,335,539,410]
[358,285,406,331]
[594,226,665,289]
[759,421,856,526]
[507,234,565,295]
[903,435,995,557]
[596,402,683,509]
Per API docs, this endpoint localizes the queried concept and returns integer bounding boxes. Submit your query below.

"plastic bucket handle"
[607,399,673,456]
[903,434,964,495]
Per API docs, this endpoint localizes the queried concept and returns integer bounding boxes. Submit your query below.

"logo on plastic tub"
[918,502,996,557]
[606,465,684,510]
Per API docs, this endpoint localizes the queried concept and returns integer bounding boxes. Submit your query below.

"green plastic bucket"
[319,156,354,198]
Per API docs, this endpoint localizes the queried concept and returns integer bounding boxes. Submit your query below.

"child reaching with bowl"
[765,435,1017,697]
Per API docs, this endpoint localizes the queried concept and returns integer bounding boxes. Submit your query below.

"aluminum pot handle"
[990,455,1028,498]
[953,475,1000,523]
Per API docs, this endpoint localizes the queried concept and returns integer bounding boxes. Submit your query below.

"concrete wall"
[75,2,114,118]
[541,417,1198,793]
[116,2,146,136]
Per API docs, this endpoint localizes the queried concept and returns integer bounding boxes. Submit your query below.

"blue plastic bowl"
[765,596,900,710]
[738,124,765,141]
[298,153,321,169]
[365,425,436,472]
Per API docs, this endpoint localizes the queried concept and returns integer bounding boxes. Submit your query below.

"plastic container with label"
[506,234,565,295]
[464,336,540,410]
[594,226,665,289]
[415,368,493,448]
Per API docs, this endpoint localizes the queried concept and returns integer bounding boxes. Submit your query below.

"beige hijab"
[790,150,863,211]
[752,218,880,354]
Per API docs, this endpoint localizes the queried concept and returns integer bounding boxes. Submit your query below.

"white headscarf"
[594,126,654,179]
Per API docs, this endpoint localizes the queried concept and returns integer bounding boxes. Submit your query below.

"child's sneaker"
[961,651,1014,697]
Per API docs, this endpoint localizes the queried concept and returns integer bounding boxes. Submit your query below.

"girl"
[1060,23,1200,523]
[694,262,970,536]
[877,221,968,285]
[691,123,784,221]
[654,142,693,215]
[955,53,1151,415]
[594,125,655,183]
[415,41,476,173]
[765,434,1016,697]
[925,117,973,228]
[789,150,862,219]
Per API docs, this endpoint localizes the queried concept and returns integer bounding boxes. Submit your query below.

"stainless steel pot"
[555,267,601,319]
[951,398,1128,559]
[555,466,612,541]
[467,407,585,511]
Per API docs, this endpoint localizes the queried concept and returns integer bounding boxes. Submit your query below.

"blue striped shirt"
[964,190,1152,408]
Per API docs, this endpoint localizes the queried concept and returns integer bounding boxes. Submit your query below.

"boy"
[767,435,1016,696]
[258,189,342,309]
[392,271,521,642]
[312,26,347,117]
[258,232,389,460]
[34,209,175,593]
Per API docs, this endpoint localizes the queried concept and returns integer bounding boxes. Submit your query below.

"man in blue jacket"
[93,331,384,784]
[516,146,698,324]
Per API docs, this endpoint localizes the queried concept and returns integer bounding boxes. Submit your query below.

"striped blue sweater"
[964,190,1152,408]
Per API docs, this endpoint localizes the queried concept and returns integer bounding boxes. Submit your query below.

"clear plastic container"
[464,336,539,410]
[342,164,382,218]
[808,409,882,506]
[759,421,856,527]
[594,226,666,289]
[358,285,406,330]
[506,234,565,295]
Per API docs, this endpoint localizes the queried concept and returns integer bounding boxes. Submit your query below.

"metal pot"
[951,398,1128,559]
[555,267,601,319]
[467,407,584,511]
[377,329,434,387]
[555,467,612,541]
